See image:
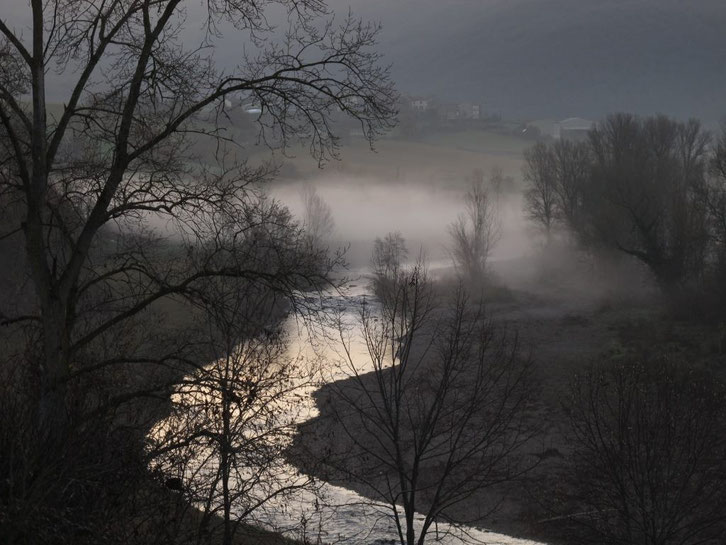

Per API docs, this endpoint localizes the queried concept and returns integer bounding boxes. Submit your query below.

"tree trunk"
[403,498,416,545]
[27,0,69,438]
[38,298,70,435]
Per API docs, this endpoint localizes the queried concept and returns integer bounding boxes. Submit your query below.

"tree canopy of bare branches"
[523,141,558,239]
[322,260,534,545]
[705,125,726,266]
[300,184,335,252]
[523,139,591,242]
[148,278,315,545]
[0,0,395,430]
[0,1,395,541]
[586,114,710,288]
[370,230,408,302]
[563,358,726,545]
[448,175,500,283]
[523,114,714,291]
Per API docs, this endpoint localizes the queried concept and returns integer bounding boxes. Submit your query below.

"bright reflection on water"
[154,179,545,544]
[246,279,545,545]
[246,181,543,543]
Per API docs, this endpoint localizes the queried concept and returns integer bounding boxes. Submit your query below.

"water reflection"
[151,175,545,543]
[248,281,546,545]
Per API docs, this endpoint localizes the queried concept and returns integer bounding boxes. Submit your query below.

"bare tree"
[706,123,726,259]
[0,189,328,544]
[370,231,408,302]
[0,2,394,541]
[148,277,315,545]
[301,184,335,252]
[448,177,500,282]
[563,358,726,545]
[0,0,394,434]
[523,115,713,291]
[321,259,534,545]
[585,114,711,289]
[523,139,591,243]
[551,139,590,232]
[488,165,515,198]
[523,141,558,240]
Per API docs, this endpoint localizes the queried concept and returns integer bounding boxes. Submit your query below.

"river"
[154,180,547,543]
[241,273,546,545]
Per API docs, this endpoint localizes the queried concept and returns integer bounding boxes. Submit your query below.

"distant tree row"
[524,114,726,298]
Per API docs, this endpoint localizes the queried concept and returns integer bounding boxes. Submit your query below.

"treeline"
[524,114,726,312]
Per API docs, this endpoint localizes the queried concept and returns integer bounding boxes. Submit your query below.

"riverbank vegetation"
[292,115,726,545]
[306,258,536,545]
[0,0,393,543]
[3,2,726,544]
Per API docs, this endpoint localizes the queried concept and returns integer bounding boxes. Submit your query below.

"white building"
[554,117,595,140]
[410,97,430,112]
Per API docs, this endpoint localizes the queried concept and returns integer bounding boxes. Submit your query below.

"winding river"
[155,182,547,543]
[243,276,546,545]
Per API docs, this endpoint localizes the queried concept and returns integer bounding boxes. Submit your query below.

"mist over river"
[247,281,545,545]
[238,179,546,544]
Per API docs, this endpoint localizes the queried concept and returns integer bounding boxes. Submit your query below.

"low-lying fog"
[268,168,662,314]
[271,175,531,274]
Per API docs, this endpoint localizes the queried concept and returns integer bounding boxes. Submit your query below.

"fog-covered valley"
[3,2,726,545]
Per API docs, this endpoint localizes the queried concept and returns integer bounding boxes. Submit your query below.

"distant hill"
[330,0,726,123]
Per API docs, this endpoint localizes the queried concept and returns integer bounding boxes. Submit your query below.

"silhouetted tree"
[370,231,408,302]
[523,139,591,242]
[0,0,395,437]
[523,142,558,240]
[0,1,394,541]
[149,278,314,545]
[585,114,710,289]
[523,114,712,291]
[326,259,534,545]
[448,177,500,282]
[301,184,335,252]
[706,124,726,264]
[488,165,515,197]
[564,358,726,545]
[551,139,590,232]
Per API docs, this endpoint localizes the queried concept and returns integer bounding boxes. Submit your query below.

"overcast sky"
[3,0,725,121]
[322,0,726,121]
